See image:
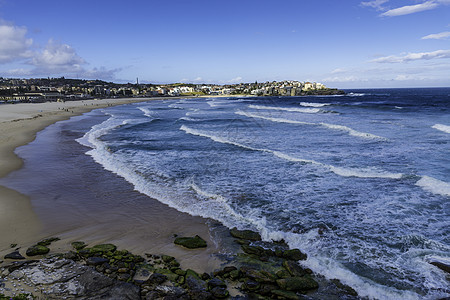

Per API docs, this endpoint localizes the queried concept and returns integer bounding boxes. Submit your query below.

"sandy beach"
[0,97,224,273]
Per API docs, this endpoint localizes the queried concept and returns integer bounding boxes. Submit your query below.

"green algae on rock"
[174,235,207,249]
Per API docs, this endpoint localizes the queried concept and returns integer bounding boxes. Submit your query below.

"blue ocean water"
[78,88,450,299]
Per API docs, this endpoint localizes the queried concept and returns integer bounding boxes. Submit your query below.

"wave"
[180,125,401,179]
[178,117,200,122]
[138,107,155,118]
[248,104,322,114]
[416,176,450,197]
[300,102,331,107]
[432,124,450,134]
[236,111,387,141]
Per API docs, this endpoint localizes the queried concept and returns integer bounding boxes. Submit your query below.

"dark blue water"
[78,88,450,299]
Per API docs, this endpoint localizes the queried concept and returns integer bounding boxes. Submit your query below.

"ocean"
[43,89,450,298]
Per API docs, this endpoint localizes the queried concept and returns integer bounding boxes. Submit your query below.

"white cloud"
[82,67,122,80]
[360,0,389,11]
[371,49,450,63]
[30,39,86,72]
[381,1,438,17]
[421,31,450,40]
[0,20,33,63]
[331,68,346,74]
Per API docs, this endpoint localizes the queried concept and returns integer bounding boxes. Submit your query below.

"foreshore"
[0,97,225,271]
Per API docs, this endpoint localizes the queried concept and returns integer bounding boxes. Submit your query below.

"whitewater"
[78,89,450,299]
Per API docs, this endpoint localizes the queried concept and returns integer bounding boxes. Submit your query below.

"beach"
[0,97,224,273]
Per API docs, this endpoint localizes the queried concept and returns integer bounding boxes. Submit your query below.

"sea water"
[78,88,450,299]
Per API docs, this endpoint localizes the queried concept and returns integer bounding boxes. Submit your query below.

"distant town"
[0,77,344,103]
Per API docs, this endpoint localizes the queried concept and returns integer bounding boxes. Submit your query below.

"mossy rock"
[174,235,207,249]
[241,245,265,256]
[162,255,176,263]
[91,244,117,253]
[276,276,318,291]
[283,249,307,261]
[272,289,300,300]
[230,227,262,241]
[71,241,87,250]
[37,237,60,246]
[26,245,50,256]
[282,260,307,277]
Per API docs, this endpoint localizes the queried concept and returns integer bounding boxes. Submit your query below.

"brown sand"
[0,97,225,272]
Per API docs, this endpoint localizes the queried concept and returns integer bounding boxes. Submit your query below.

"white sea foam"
[138,107,154,118]
[181,125,401,179]
[319,122,387,140]
[416,176,450,197]
[249,104,322,114]
[432,124,450,134]
[236,111,387,141]
[300,102,331,107]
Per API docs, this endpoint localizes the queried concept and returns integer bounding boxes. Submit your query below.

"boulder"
[430,261,450,274]
[4,251,25,260]
[37,237,60,246]
[282,260,307,277]
[210,286,229,298]
[71,241,87,250]
[283,249,307,261]
[91,243,117,253]
[230,227,262,241]
[276,276,319,291]
[26,245,50,256]
[241,245,265,256]
[174,235,207,249]
[272,289,300,300]
[86,256,109,266]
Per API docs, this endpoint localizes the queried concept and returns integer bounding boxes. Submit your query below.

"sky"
[0,0,449,88]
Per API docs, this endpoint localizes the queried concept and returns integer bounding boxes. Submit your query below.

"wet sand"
[0,98,227,273]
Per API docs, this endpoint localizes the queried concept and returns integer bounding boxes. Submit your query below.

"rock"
[117,273,131,281]
[208,277,226,289]
[230,227,262,241]
[276,276,319,292]
[282,260,307,277]
[283,249,307,261]
[243,279,260,291]
[330,279,358,296]
[213,265,237,277]
[174,235,207,249]
[241,245,265,256]
[162,255,176,263]
[155,285,187,298]
[149,273,167,284]
[86,256,109,266]
[430,261,450,274]
[242,267,277,284]
[91,243,117,253]
[37,237,60,246]
[154,268,178,282]
[229,269,240,280]
[259,284,278,296]
[71,241,87,250]
[185,272,211,299]
[276,269,291,279]
[64,250,78,261]
[26,245,50,256]
[4,251,25,260]
[210,286,229,298]
[272,289,300,300]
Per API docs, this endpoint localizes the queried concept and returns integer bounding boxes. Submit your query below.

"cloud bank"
[421,31,450,40]
[0,19,120,80]
[0,21,33,63]
[371,49,450,63]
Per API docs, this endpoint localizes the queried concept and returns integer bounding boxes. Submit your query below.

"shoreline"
[0,97,226,273]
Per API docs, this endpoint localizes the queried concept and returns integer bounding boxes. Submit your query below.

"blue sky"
[0,0,449,88]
